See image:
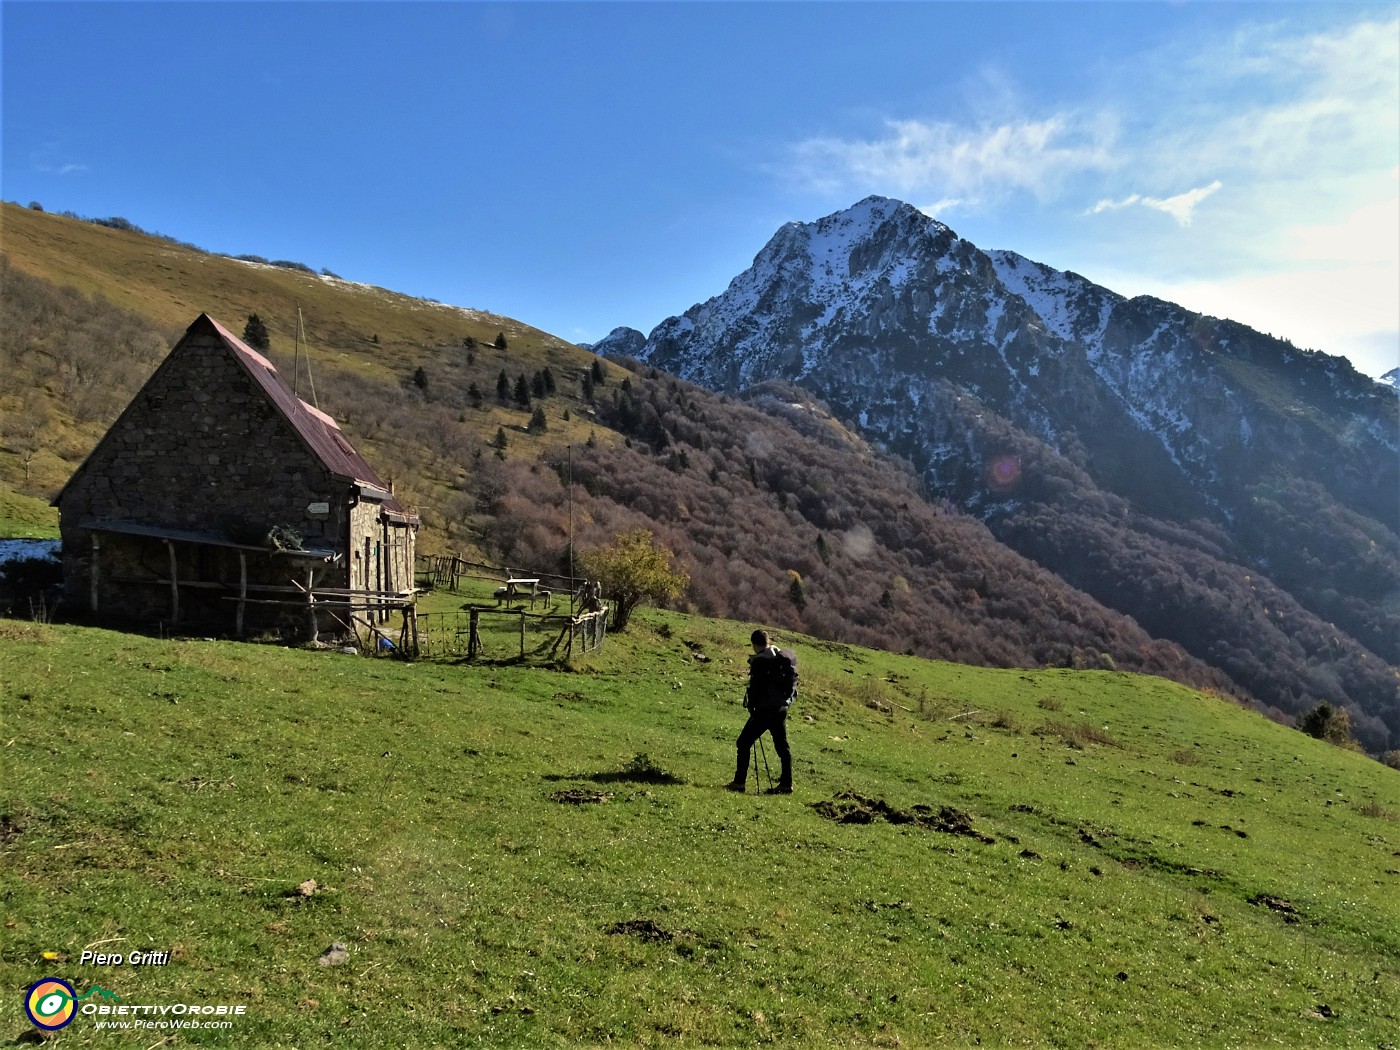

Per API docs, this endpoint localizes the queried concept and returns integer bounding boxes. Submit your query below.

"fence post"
[468,608,481,660]
[304,567,317,643]
[519,610,526,658]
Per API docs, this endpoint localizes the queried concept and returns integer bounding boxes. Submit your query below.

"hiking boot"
[765,784,793,795]
[724,780,746,792]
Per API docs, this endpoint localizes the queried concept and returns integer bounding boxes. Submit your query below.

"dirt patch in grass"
[1193,820,1249,838]
[549,789,614,805]
[0,812,24,844]
[1356,800,1397,821]
[1035,720,1122,749]
[811,791,996,843]
[0,620,52,643]
[1248,894,1302,922]
[605,919,673,943]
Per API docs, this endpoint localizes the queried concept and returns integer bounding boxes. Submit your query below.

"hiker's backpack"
[748,647,798,711]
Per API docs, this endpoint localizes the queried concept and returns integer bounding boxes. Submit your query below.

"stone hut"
[53,312,418,636]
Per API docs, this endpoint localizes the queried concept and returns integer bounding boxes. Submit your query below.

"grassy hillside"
[1,204,623,545]
[0,487,57,538]
[3,613,1397,1047]
[1,203,564,372]
[3,201,1395,752]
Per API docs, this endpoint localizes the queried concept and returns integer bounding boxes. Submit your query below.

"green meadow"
[0,489,58,540]
[2,607,1398,1048]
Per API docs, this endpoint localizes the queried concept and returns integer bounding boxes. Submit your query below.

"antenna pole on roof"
[568,443,575,617]
[297,307,320,410]
[292,312,302,399]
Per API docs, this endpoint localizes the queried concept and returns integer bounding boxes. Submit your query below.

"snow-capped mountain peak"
[630,196,1396,531]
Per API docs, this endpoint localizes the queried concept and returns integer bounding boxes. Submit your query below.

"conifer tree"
[789,571,807,611]
[242,313,270,351]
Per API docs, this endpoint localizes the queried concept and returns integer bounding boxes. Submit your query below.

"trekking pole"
[758,736,774,792]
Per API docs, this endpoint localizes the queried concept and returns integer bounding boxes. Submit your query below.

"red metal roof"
[193,314,418,523]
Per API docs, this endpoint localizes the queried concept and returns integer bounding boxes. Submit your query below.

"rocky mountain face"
[598,197,1400,750]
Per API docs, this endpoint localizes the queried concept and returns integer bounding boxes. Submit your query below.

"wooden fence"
[418,554,587,610]
[413,551,609,662]
[415,606,607,662]
[220,578,420,656]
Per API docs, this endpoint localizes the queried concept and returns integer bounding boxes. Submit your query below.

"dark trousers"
[734,707,792,787]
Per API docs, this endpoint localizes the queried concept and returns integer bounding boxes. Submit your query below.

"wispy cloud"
[1088,181,1223,226]
[917,197,967,220]
[772,13,1397,377]
[1102,17,1398,374]
[778,14,1396,233]
[30,141,88,176]
[32,157,88,175]
[786,114,1115,205]
[1135,17,1399,194]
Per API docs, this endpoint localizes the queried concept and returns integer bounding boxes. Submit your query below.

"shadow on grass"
[543,752,686,786]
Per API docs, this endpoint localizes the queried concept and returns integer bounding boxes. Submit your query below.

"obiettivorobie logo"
[24,978,121,1030]
[24,976,248,1033]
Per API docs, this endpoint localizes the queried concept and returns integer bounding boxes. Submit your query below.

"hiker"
[727,629,798,794]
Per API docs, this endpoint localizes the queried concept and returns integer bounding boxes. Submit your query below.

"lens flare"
[986,455,1022,493]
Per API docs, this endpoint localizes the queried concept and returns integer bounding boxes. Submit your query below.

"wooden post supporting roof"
[236,552,248,637]
[89,533,100,614]
[166,541,179,626]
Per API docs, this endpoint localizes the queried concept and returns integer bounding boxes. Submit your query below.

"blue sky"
[4,2,1398,378]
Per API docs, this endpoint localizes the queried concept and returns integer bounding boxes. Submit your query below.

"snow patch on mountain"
[589,326,647,359]
[989,250,1118,346]
[632,195,1397,531]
